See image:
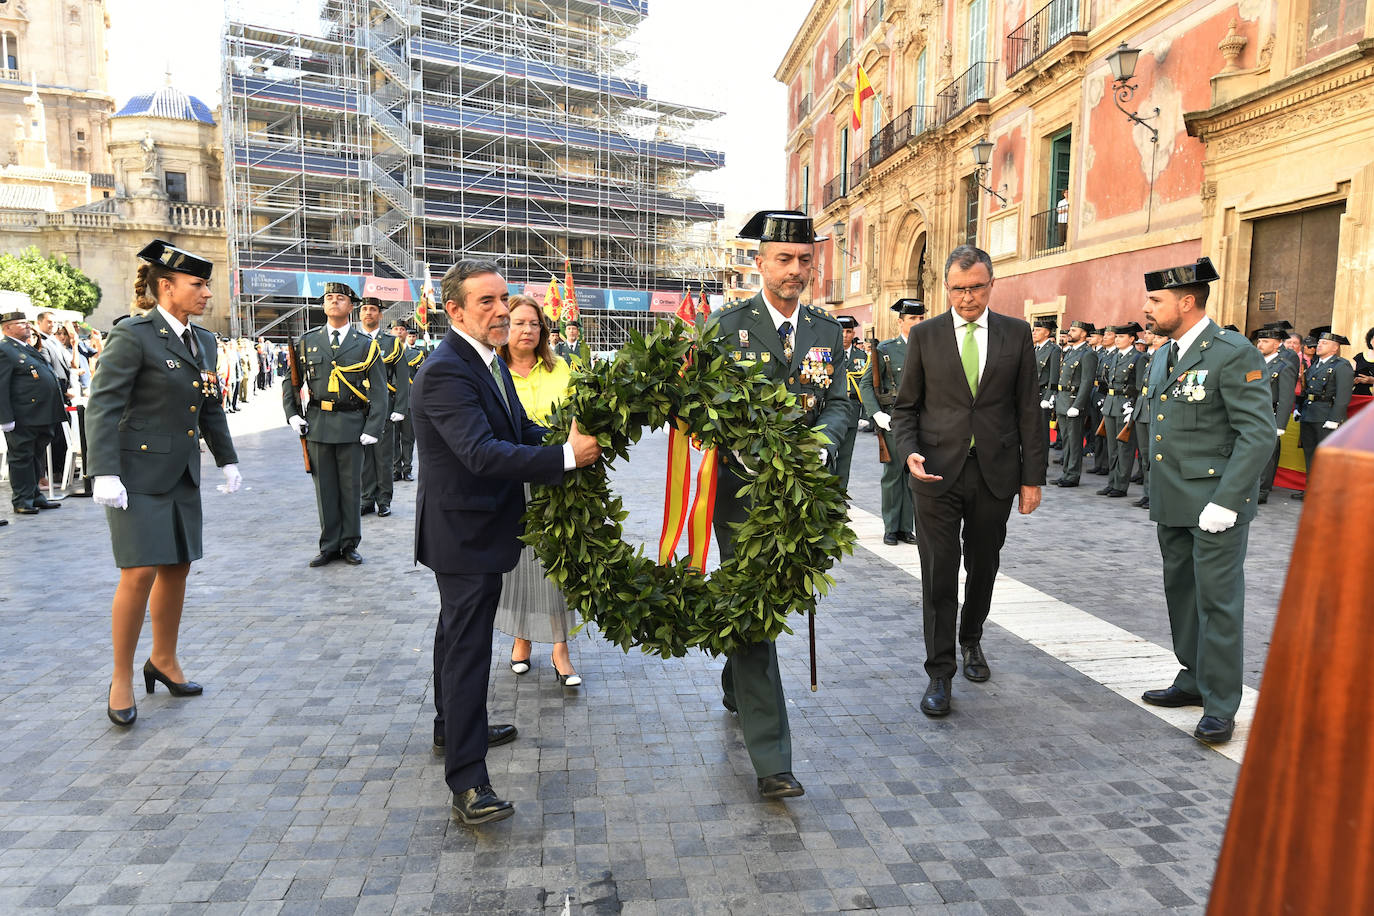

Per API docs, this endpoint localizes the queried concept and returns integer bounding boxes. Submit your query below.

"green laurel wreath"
[523,317,856,659]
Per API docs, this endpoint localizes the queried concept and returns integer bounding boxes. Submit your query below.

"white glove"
[389,412,404,423]
[1039,399,1052,409]
[1197,502,1238,534]
[1276,428,1285,438]
[360,433,378,446]
[1323,420,1339,430]
[872,411,892,431]
[218,464,242,494]
[288,415,308,435]
[1066,407,1080,418]
[93,475,128,510]
[1123,403,1134,420]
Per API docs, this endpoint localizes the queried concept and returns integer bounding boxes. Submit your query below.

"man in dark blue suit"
[411,260,600,825]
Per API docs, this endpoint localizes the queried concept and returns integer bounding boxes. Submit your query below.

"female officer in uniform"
[87,240,242,727]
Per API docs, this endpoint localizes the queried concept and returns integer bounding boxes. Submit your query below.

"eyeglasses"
[946,283,991,297]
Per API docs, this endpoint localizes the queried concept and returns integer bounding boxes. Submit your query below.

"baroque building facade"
[778,0,1374,343]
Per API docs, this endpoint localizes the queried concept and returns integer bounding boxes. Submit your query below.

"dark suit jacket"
[0,334,66,428]
[410,329,565,575]
[891,310,1046,500]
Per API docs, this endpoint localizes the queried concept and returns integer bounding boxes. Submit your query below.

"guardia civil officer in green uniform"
[833,314,865,491]
[1053,320,1097,486]
[356,299,408,517]
[1140,256,1272,744]
[1293,329,1354,500]
[1100,322,1143,498]
[1254,327,1298,504]
[1,312,67,515]
[709,210,852,800]
[1089,326,1116,475]
[392,321,423,481]
[860,299,924,545]
[1032,317,1060,474]
[86,240,242,727]
[1131,330,1165,509]
[282,282,388,566]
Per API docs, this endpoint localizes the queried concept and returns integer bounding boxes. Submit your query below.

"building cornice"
[775,0,838,83]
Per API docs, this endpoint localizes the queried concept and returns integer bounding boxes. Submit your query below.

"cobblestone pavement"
[0,391,1299,914]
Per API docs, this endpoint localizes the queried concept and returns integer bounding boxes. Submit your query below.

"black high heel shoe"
[552,661,582,688]
[143,660,203,697]
[107,684,136,727]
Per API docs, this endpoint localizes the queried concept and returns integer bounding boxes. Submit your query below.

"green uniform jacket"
[840,343,867,405]
[373,332,410,417]
[1265,355,1298,430]
[1145,322,1273,528]
[1298,356,1354,425]
[710,293,852,457]
[858,335,905,418]
[0,335,66,428]
[1054,344,1097,414]
[86,312,238,492]
[282,325,387,444]
[1102,348,1142,418]
[1035,340,1061,402]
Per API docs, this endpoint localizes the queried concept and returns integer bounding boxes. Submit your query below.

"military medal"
[166,360,178,369]
[761,352,770,363]
[737,329,749,347]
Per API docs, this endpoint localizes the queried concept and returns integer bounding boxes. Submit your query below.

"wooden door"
[1246,203,1344,335]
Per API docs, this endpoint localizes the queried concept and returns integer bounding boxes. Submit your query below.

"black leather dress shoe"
[1130,474,1143,484]
[1291,491,1304,501]
[758,772,805,799]
[360,504,375,516]
[1194,715,1234,744]
[895,531,918,545]
[1091,467,1109,476]
[1106,489,1128,498]
[14,505,39,515]
[1133,496,1150,508]
[340,548,364,565]
[961,644,990,682]
[1055,479,1078,488]
[452,786,513,825]
[393,471,403,481]
[0,518,8,526]
[432,733,444,756]
[402,472,415,482]
[882,532,899,546]
[487,724,517,747]
[1141,686,1203,707]
[1095,486,1114,495]
[1257,492,1268,505]
[920,677,951,716]
[376,505,391,517]
[33,497,62,509]
[308,550,336,567]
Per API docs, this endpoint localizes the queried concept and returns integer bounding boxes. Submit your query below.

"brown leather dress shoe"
[758,772,804,799]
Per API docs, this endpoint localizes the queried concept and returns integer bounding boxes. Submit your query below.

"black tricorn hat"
[322,281,359,302]
[137,239,214,280]
[0,310,27,324]
[1115,322,1143,335]
[1308,325,1331,337]
[1319,331,1351,346]
[1263,319,1294,331]
[1222,324,1240,333]
[359,296,382,307]
[1033,317,1058,330]
[890,298,925,316]
[835,315,859,329]
[1255,328,1287,340]
[1070,319,1095,332]
[737,210,829,243]
[1143,256,1220,292]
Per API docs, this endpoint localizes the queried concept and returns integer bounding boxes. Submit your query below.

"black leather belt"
[1306,396,1333,403]
[318,400,364,412]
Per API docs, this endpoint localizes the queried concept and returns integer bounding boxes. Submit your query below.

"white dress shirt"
[951,309,989,383]
[1171,316,1215,365]
[759,288,801,336]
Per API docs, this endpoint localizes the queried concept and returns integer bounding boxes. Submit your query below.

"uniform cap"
[1255,328,1287,340]
[137,239,214,280]
[1143,256,1219,291]
[835,315,859,329]
[737,210,829,243]
[322,281,359,302]
[0,311,27,324]
[1221,324,1240,333]
[890,298,925,316]
[359,297,382,308]
[1070,320,1095,332]
[1319,331,1351,346]
[1033,317,1058,330]
[1115,322,1143,335]
[1308,325,1331,338]
[1263,320,1294,331]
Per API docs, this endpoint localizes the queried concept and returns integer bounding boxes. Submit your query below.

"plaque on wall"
[1258,291,1277,310]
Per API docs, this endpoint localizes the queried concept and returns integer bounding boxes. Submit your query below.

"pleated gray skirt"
[106,470,202,568]
[494,488,572,644]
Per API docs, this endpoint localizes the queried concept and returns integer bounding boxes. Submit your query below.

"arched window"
[2,32,20,73]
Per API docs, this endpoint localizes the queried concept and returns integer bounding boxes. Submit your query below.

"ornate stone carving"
[1200,180,1218,216]
[1259,33,1275,68]
[1211,90,1374,154]
[1218,19,1248,73]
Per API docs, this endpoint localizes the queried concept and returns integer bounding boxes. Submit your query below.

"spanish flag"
[675,290,696,323]
[852,63,875,131]
[415,267,433,331]
[562,259,580,323]
[543,275,562,322]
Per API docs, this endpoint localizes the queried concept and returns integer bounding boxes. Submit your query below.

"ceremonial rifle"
[286,331,313,474]
[867,331,892,463]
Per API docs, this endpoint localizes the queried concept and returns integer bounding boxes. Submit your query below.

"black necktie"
[778,321,793,362]
[331,330,341,350]
[182,328,196,359]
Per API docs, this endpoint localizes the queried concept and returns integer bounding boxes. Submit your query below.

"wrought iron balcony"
[835,38,853,75]
[826,278,845,304]
[1029,207,1068,257]
[863,0,885,36]
[936,61,997,124]
[867,105,936,167]
[849,153,869,189]
[822,173,846,209]
[797,93,813,122]
[1007,0,1082,76]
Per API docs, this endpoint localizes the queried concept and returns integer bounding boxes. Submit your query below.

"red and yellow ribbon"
[657,419,718,573]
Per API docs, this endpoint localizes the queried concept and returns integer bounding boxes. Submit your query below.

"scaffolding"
[223,0,725,346]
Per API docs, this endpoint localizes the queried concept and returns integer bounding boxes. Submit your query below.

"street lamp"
[1105,41,1159,143]
[970,139,1008,206]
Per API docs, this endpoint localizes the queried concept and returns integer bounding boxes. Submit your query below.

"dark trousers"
[834,419,858,492]
[1040,406,1053,465]
[360,420,396,509]
[393,416,415,475]
[1136,421,1151,491]
[1156,522,1248,718]
[1089,399,1107,470]
[913,456,1014,679]
[1260,436,1282,495]
[433,571,503,794]
[1298,421,1335,483]
[306,440,363,553]
[1059,413,1085,482]
[1105,415,1132,494]
[5,423,53,508]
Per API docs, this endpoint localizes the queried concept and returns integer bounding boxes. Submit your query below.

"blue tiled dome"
[115,84,215,124]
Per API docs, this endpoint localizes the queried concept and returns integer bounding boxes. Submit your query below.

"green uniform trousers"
[1156,522,1247,719]
[880,455,914,535]
[713,464,791,778]
[4,423,53,509]
[308,440,364,554]
[393,416,415,476]
[1105,415,1133,494]
[834,414,859,492]
[361,420,396,510]
[1059,414,1086,482]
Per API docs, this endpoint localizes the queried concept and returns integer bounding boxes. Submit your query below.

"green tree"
[0,247,102,316]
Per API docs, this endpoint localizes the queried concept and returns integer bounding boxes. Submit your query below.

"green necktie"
[962,321,979,447]
[489,354,511,416]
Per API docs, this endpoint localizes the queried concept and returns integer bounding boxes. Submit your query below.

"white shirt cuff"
[563,442,575,471]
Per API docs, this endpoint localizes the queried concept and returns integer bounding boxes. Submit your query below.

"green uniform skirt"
[106,469,202,568]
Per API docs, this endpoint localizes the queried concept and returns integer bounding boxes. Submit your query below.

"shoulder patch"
[1245,369,1262,382]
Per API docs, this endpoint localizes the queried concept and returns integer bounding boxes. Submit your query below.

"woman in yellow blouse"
[494,296,581,687]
